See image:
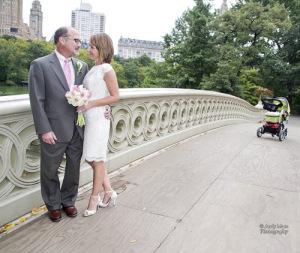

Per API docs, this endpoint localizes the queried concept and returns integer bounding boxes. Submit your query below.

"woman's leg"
[86,161,105,210]
[101,171,114,203]
[102,170,112,192]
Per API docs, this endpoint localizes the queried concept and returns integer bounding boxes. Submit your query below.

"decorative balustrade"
[0,88,262,226]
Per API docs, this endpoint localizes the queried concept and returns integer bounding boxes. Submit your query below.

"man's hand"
[41,131,57,144]
[104,105,112,120]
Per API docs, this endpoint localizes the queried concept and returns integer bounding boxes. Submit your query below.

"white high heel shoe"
[83,195,101,217]
[98,190,117,208]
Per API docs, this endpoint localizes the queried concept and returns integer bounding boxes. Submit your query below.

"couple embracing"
[29,27,119,222]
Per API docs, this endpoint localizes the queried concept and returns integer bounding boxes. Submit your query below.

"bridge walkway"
[0,118,300,253]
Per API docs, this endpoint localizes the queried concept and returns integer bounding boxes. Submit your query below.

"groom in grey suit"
[29,27,89,221]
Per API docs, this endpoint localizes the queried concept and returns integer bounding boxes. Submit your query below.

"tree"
[78,48,94,69]
[239,67,272,105]
[0,38,29,85]
[248,0,300,23]
[0,39,11,84]
[111,60,128,88]
[163,0,217,89]
[215,1,291,67]
[259,13,300,111]
[142,61,174,88]
[200,45,242,96]
[114,55,155,88]
[10,39,29,85]
[136,54,153,67]
[26,40,53,68]
[201,0,294,106]
[0,37,54,86]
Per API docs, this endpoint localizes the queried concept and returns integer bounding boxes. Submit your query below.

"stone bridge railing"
[0,88,262,226]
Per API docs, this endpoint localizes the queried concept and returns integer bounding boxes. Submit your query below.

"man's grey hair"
[53,27,69,45]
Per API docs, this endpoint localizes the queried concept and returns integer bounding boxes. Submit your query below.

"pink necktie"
[63,59,72,89]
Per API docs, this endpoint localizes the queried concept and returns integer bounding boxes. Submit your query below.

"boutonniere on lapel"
[75,61,83,75]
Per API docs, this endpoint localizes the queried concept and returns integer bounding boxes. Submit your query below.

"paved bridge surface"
[0,118,299,253]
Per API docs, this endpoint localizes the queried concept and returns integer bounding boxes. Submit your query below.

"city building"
[71,2,105,46]
[0,0,37,39]
[29,0,43,39]
[118,37,164,62]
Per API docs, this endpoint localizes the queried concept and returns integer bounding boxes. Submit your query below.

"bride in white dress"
[78,33,119,216]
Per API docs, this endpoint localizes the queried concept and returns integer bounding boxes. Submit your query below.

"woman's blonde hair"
[90,33,114,63]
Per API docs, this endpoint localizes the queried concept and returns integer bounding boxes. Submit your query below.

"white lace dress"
[82,63,112,162]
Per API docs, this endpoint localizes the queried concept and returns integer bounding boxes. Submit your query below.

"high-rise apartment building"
[118,37,164,62]
[29,0,43,39]
[0,0,36,39]
[0,0,23,34]
[71,2,105,46]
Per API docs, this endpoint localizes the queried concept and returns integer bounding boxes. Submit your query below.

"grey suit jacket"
[29,52,89,142]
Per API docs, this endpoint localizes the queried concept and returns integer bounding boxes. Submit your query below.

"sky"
[23,0,236,48]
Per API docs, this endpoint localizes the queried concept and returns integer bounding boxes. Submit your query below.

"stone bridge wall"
[0,88,262,226]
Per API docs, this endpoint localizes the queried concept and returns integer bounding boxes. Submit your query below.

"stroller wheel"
[257,127,263,138]
[284,129,288,139]
[278,130,284,141]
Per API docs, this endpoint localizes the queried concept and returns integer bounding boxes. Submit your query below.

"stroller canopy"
[261,97,290,114]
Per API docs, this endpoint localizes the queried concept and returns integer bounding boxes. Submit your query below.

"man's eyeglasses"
[63,36,81,44]
[73,38,81,44]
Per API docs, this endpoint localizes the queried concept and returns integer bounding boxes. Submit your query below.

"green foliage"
[26,40,53,67]
[258,22,300,111]
[142,61,175,88]
[0,37,54,87]
[0,86,28,96]
[1,0,300,114]
[0,38,29,86]
[200,44,242,95]
[163,0,217,88]
[136,54,153,67]
[120,59,144,87]
[114,55,155,88]
[111,60,129,88]
[214,1,291,67]
[0,39,11,84]
[239,68,266,105]
[201,62,241,96]
[77,49,94,69]
[249,0,300,23]
[200,0,299,111]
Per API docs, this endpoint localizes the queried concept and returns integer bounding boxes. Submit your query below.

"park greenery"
[0,0,299,112]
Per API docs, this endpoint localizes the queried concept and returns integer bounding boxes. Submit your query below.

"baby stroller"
[256,97,290,141]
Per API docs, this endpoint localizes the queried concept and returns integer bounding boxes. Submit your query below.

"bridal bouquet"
[65,85,91,127]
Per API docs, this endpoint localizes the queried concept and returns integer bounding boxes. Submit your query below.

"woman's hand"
[77,102,92,113]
